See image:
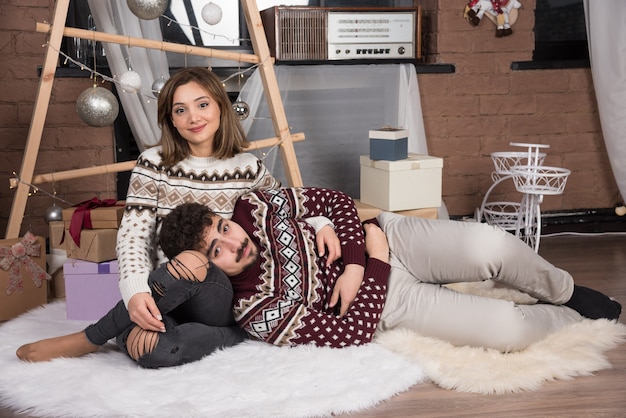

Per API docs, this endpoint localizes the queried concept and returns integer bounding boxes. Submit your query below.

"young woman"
[118,67,281,332]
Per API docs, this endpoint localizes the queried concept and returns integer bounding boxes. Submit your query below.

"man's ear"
[197,227,211,257]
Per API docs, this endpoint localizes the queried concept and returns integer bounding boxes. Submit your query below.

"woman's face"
[170,81,221,157]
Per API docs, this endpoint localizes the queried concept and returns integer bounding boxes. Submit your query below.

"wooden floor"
[1,233,625,418]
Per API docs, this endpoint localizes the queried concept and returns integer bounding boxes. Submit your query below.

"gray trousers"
[375,212,582,352]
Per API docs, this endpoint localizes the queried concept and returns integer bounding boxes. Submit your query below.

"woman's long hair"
[157,67,250,166]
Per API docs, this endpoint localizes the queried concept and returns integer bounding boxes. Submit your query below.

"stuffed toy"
[464,0,522,37]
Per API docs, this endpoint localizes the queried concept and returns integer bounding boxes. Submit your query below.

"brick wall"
[419,0,619,216]
[0,0,117,238]
[0,0,621,239]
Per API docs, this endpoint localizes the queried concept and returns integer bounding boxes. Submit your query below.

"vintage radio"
[260,6,421,62]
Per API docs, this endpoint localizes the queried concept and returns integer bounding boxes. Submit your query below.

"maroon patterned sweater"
[230,187,390,348]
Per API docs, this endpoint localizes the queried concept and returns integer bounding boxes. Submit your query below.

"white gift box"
[360,153,443,211]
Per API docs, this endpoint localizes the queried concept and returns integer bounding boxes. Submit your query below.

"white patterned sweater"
[116,146,280,307]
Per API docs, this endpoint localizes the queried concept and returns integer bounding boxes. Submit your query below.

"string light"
[47,42,265,101]
[161,14,241,45]
[43,42,283,163]
[11,172,76,207]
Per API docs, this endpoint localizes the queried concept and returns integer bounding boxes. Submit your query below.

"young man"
[199,187,621,352]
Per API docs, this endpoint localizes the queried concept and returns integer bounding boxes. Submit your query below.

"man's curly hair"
[158,203,216,259]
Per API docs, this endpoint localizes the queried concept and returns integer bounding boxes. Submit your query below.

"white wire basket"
[490,151,547,175]
[510,165,571,195]
[482,201,521,230]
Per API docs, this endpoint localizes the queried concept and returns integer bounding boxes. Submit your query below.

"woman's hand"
[127,293,165,332]
[316,224,341,266]
[329,263,365,317]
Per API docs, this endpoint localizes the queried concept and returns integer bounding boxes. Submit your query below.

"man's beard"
[237,238,258,271]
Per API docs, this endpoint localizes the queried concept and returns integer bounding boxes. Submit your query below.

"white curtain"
[583,0,626,202]
[238,64,429,199]
[87,0,169,150]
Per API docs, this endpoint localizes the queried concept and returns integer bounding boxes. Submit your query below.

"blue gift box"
[369,128,408,161]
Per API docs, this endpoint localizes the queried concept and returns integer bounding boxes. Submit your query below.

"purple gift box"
[63,259,122,320]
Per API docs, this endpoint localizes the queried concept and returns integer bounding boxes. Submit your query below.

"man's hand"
[364,223,389,263]
[329,263,365,317]
[316,224,341,266]
[127,293,165,332]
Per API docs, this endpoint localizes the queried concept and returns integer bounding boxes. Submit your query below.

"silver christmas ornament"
[202,2,223,25]
[126,0,169,20]
[119,70,142,93]
[232,100,250,120]
[151,76,167,97]
[76,86,119,127]
[44,205,63,223]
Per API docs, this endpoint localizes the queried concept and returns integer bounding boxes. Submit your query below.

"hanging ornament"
[119,70,142,93]
[202,2,223,25]
[151,76,167,97]
[44,204,63,223]
[126,0,169,20]
[76,86,119,127]
[231,70,249,120]
[232,101,250,120]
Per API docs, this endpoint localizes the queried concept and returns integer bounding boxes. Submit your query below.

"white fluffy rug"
[1,296,625,417]
[378,319,625,395]
[0,302,423,418]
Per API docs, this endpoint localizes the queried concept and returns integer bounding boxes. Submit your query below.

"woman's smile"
[188,124,207,134]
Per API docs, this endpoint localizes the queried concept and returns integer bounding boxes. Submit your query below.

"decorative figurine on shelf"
[464,0,522,37]
[464,0,493,26]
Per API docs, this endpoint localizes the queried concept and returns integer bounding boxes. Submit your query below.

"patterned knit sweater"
[117,146,280,306]
[230,187,390,348]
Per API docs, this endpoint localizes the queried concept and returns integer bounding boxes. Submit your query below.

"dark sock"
[564,285,622,320]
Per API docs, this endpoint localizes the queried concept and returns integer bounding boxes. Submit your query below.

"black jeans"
[84,263,247,368]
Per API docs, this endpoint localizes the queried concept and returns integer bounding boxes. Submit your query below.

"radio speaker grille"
[275,9,327,61]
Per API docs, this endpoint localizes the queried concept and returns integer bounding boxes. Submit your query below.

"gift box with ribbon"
[60,198,123,262]
[64,228,118,263]
[62,198,125,247]
[0,232,50,320]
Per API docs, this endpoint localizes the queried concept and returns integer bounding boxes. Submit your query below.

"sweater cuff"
[341,242,366,268]
[119,273,152,308]
[364,257,391,285]
[304,216,334,233]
